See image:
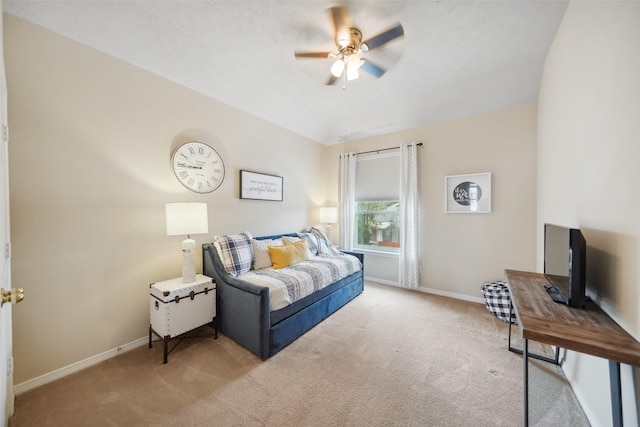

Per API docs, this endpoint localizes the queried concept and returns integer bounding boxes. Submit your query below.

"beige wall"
[4,14,330,384]
[538,1,640,425]
[338,104,538,301]
[3,7,549,392]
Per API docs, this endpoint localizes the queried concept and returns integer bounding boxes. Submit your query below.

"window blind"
[355,151,400,201]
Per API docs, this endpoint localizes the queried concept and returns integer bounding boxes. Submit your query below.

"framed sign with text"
[240,170,283,201]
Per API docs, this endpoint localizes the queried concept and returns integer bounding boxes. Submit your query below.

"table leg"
[508,300,514,350]
[524,338,529,427]
[609,360,623,427]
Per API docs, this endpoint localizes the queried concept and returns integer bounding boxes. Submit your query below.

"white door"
[0,8,16,426]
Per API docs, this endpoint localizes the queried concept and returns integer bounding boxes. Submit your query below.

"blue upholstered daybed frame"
[202,233,364,360]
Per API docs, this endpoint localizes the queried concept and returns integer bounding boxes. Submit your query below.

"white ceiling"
[3,0,569,145]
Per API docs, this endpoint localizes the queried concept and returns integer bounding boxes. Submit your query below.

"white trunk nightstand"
[149,274,216,364]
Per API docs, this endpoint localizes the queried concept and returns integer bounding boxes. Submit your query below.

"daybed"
[202,230,364,360]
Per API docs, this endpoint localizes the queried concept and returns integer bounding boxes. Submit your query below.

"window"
[355,201,400,252]
[353,151,400,253]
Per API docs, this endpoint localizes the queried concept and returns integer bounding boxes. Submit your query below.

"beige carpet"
[10,282,590,426]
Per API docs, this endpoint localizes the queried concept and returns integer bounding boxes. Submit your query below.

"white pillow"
[252,238,283,269]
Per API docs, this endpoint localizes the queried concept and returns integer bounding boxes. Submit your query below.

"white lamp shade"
[319,207,338,224]
[346,67,359,81]
[165,202,209,236]
[330,59,345,77]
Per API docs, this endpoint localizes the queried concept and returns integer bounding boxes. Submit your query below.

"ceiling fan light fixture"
[346,66,359,81]
[345,55,363,81]
[295,5,404,88]
[330,59,345,77]
[348,55,364,69]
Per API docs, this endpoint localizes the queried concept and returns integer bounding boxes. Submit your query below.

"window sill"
[351,248,400,258]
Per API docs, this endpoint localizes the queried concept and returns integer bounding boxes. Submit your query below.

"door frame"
[0,6,16,425]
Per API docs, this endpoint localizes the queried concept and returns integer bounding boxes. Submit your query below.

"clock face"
[171,142,225,193]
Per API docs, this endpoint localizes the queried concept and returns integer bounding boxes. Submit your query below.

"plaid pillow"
[213,232,254,276]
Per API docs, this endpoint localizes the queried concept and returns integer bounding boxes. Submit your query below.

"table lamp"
[319,206,338,240]
[165,202,209,283]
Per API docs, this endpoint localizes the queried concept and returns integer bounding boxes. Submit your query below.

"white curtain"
[338,153,356,250]
[399,143,420,289]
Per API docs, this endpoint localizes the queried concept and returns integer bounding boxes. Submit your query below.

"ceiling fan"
[294,5,404,88]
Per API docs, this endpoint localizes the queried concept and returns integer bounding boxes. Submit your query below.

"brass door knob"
[1,288,24,307]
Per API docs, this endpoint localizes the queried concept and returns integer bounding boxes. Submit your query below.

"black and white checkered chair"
[481,281,517,324]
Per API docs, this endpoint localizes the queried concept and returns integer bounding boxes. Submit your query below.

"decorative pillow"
[213,232,253,276]
[281,236,301,245]
[268,239,309,269]
[310,227,342,256]
[282,236,313,259]
[252,238,283,270]
[296,232,319,255]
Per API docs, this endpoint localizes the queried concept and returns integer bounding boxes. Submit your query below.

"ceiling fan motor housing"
[337,27,364,55]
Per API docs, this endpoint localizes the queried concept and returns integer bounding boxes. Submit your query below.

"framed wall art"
[445,172,491,213]
[239,170,283,201]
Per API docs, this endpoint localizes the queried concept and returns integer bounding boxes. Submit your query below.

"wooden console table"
[505,269,640,427]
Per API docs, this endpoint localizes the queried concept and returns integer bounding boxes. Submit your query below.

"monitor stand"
[544,284,567,304]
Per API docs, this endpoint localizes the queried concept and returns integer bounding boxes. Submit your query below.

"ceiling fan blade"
[362,24,404,51]
[361,59,386,78]
[294,51,333,59]
[329,5,352,40]
[325,75,339,86]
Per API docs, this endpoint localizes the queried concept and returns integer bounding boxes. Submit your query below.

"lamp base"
[182,238,196,283]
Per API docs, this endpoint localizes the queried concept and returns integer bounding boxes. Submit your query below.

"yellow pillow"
[268,239,309,269]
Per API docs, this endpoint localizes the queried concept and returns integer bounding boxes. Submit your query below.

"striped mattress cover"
[237,254,362,311]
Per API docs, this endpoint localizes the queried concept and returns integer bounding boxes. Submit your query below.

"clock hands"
[176,162,202,170]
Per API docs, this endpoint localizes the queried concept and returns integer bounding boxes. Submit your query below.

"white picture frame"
[445,172,492,213]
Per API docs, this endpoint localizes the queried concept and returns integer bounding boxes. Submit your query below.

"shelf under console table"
[504,269,640,427]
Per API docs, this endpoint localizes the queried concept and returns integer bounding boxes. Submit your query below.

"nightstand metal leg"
[163,336,169,364]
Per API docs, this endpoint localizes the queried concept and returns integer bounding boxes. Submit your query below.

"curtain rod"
[355,142,423,156]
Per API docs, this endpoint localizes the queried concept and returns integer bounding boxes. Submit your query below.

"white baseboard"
[563,373,599,427]
[14,336,148,395]
[417,286,485,304]
[364,276,485,304]
[364,276,399,287]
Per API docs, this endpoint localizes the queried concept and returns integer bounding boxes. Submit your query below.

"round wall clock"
[171,141,225,193]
